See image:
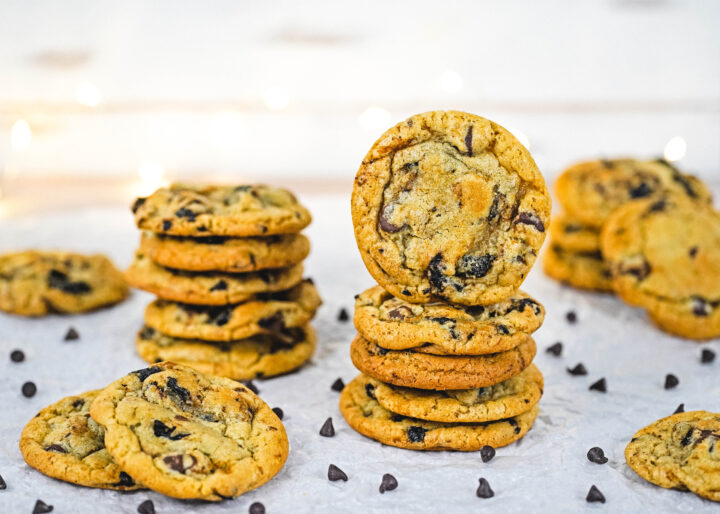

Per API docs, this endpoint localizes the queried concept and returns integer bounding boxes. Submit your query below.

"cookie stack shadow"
[125,183,322,380]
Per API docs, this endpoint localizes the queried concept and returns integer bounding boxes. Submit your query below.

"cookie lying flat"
[542,243,613,292]
[90,362,288,500]
[351,110,550,305]
[350,334,536,390]
[125,252,303,305]
[354,285,544,355]
[555,158,711,229]
[144,279,321,342]
[135,325,316,380]
[625,411,720,502]
[371,364,543,423]
[549,214,600,253]
[132,183,311,237]
[20,390,141,490]
[340,374,539,451]
[0,251,128,316]
[139,232,310,273]
[601,196,720,340]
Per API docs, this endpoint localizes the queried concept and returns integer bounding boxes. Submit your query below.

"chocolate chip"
[209,306,232,326]
[166,377,190,403]
[33,500,53,514]
[587,447,608,464]
[457,254,496,278]
[680,427,694,446]
[567,363,587,376]
[249,502,265,514]
[464,125,473,155]
[114,471,135,488]
[44,444,66,453]
[365,383,376,399]
[586,485,605,503]
[47,269,91,295]
[508,419,521,434]
[209,279,228,291]
[0,474,6,489]
[337,308,349,322]
[331,378,345,392]
[545,342,562,356]
[692,296,711,317]
[272,407,284,420]
[133,366,161,381]
[514,212,545,232]
[497,324,510,335]
[153,420,189,440]
[162,220,172,231]
[629,182,653,198]
[689,246,699,258]
[137,499,155,514]
[378,473,398,494]
[163,454,197,474]
[566,311,577,323]
[22,381,37,398]
[131,197,147,213]
[701,349,716,364]
[407,426,426,442]
[388,306,413,320]
[480,445,495,463]
[175,207,197,221]
[487,189,502,221]
[589,378,607,393]
[674,403,685,414]
[10,349,25,362]
[242,380,259,394]
[476,477,494,499]
[328,464,348,482]
[427,253,449,290]
[665,374,679,389]
[378,204,404,233]
[139,326,156,340]
[647,199,667,213]
[319,417,335,437]
[63,327,79,341]
[619,258,651,281]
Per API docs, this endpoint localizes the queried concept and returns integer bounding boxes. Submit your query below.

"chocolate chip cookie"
[549,214,601,253]
[340,374,539,451]
[0,251,128,316]
[132,183,311,237]
[143,279,321,341]
[625,410,720,502]
[371,364,543,423]
[351,110,551,305]
[542,243,613,292]
[601,196,720,339]
[139,232,310,273]
[354,285,544,355]
[20,390,141,490]
[90,362,288,500]
[350,334,536,390]
[555,158,711,229]
[135,325,316,380]
[125,252,304,305]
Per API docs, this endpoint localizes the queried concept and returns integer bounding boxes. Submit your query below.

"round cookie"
[144,279,321,342]
[125,252,304,305]
[135,325,316,380]
[625,410,720,501]
[555,158,711,229]
[350,334,536,390]
[90,361,288,501]
[138,232,310,273]
[0,251,128,316]
[132,183,311,237]
[351,110,551,305]
[19,390,141,490]
[340,374,539,451]
[549,213,600,252]
[601,196,720,340]
[542,243,613,292]
[371,364,542,423]
[354,285,544,355]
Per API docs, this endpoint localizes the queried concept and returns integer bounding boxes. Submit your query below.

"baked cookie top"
[351,111,550,305]
[354,285,544,355]
[136,325,316,380]
[90,362,288,500]
[19,390,141,490]
[125,252,304,305]
[139,232,310,273]
[371,364,543,423]
[549,213,600,252]
[0,251,128,316]
[542,243,613,292]
[132,183,311,237]
[625,410,720,501]
[340,374,539,451]
[555,158,711,228]
[601,196,720,339]
[144,279,321,342]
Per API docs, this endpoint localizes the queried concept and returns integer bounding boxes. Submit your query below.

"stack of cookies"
[125,184,322,379]
[340,111,551,451]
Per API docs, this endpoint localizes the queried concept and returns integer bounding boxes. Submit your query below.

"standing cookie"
[351,111,550,305]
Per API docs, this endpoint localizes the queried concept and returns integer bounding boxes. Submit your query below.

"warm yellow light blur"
[263,87,290,110]
[440,70,463,94]
[358,106,391,131]
[664,136,687,162]
[75,82,102,107]
[11,119,32,151]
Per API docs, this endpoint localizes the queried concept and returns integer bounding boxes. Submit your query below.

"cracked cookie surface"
[0,251,128,316]
[601,196,720,339]
[125,252,304,305]
[350,334,536,390]
[90,361,288,500]
[351,110,550,305]
[542,243,612,292]
[340,374,538,451]
[354,285,544,355]
[135,325,316,380]
[20,390,141,490]
[132,183,311,237]
[144,279,321,341]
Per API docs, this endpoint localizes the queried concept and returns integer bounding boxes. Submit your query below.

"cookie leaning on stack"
[341,110,550,451]
[126,184,321,379]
